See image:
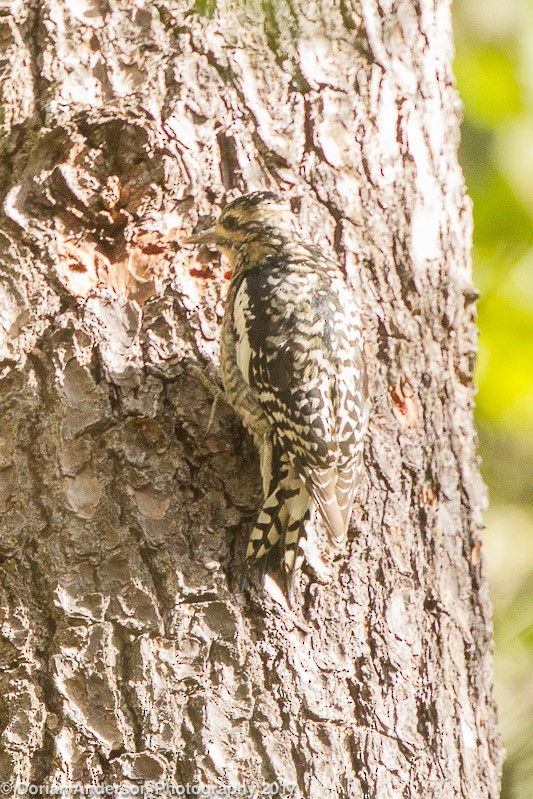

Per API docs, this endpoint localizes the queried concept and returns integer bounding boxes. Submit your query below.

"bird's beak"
[182,226,217,246]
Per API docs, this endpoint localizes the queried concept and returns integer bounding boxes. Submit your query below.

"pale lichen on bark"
[0,1,502,797]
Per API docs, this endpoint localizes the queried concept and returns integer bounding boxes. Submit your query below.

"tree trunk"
[0,1,503,797]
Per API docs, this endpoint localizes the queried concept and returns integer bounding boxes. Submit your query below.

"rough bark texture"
[0,1,503,797]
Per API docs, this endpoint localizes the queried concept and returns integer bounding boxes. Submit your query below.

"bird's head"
[184,191,299,272]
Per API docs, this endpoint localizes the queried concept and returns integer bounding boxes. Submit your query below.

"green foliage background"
[454,1,533,796]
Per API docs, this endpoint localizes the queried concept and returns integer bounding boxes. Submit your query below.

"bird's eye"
[222,215,240,231]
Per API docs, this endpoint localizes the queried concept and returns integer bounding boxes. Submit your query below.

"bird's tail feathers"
[245,482,287,562]
[305,467,346,543]
[244,462,312,604]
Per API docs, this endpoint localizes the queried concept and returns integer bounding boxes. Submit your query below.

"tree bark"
[0,1,503,797]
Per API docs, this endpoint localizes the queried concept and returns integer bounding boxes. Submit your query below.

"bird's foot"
[187,362,228,435]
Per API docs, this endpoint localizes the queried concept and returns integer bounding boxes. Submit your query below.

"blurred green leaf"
[519,623,533,648]
[469,173,533,249]
[476,293,533,430]
[455,46,523,127]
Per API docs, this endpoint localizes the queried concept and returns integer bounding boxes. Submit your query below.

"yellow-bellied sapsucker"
[186,192,367,603]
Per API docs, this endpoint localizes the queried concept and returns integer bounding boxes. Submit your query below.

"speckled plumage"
[187,192,367,602]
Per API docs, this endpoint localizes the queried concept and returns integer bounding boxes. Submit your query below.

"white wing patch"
[233,280,253,386]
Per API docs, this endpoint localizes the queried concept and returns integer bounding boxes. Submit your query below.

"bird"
[185,191,367,604]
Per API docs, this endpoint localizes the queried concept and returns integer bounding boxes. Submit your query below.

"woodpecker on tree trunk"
[186,192,368,604]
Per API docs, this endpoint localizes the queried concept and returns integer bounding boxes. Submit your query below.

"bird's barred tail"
[335,466,357,530]
[244,451,312,604]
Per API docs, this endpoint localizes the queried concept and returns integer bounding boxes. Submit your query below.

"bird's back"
[230,249,364,470]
